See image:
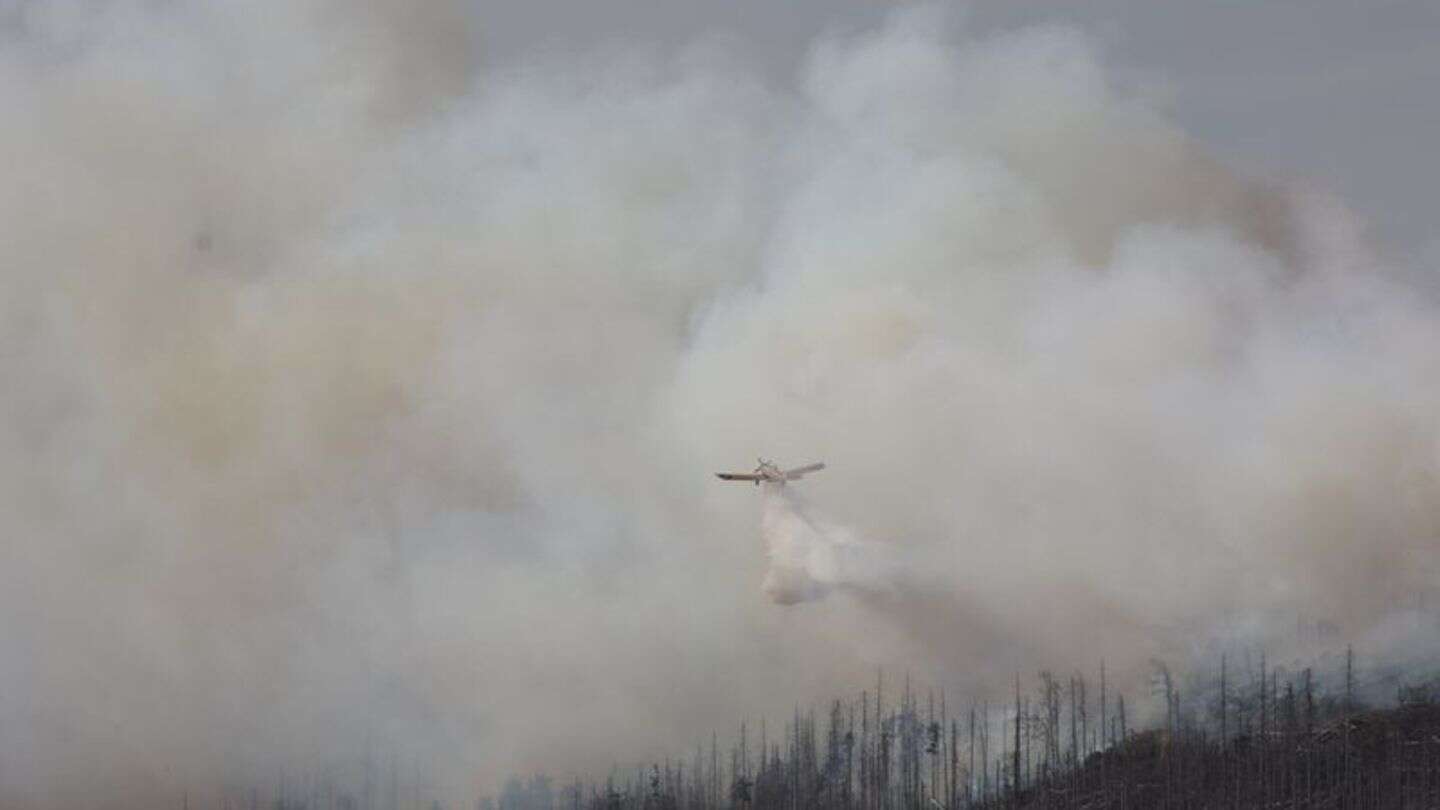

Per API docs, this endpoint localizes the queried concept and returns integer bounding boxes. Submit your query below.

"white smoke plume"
[758,480,898,605]
[2,2,1438,807]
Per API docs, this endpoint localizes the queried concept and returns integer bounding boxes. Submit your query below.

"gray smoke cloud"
[2,2,1438,807]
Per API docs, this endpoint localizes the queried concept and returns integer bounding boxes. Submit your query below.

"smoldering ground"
[2,2,1440,807]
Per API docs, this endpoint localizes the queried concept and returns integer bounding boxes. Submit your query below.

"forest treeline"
[485,647,1440,810]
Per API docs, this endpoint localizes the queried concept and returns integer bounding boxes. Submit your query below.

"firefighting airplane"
[715,459,825,486]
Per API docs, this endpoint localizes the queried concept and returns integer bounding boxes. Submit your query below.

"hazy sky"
[469,0,1440,259]
[5,2,1440,807]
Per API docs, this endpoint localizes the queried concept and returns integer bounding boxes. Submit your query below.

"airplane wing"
[716,472,764,481]
[783,462,825,480]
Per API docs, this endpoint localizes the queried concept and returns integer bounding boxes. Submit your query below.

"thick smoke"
[2,3,1438,807]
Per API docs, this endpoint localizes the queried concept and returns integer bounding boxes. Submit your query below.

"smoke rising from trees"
[1,2,1437,807]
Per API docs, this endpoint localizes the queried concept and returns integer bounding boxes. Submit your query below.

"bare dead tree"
[1011,675,1021,803]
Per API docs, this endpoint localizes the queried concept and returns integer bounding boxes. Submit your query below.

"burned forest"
[481,650,1440,810]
